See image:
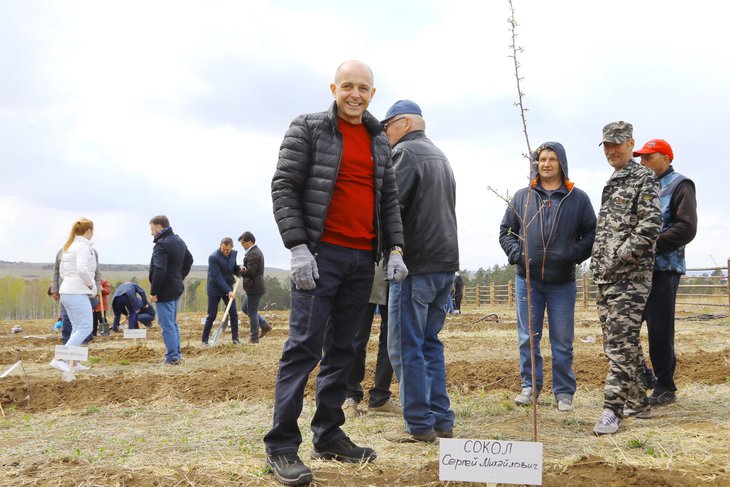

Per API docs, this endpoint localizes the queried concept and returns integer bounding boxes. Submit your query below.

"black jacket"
[499,142,596,283]
[149,227,194,302]
[240,245,266,295]
[206,248,238,297]
[271,102,403,258]
[392,131,459,275]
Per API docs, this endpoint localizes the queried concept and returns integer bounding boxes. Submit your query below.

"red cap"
[633,139,673,162]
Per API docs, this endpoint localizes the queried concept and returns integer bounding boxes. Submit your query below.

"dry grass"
[0,305,728,486]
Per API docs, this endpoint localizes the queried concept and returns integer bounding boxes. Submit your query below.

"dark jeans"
[454,286,463,311]
[346,302,394,407]
[60,304,72,344]
[264,243,374,455]
[243,292,271,340]
[201,294,239,342]
[644,271,681,393]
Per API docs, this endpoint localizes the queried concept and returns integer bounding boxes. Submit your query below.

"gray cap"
[600,121,633,145]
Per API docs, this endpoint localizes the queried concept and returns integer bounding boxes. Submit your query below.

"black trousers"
[202,294,239,342]
[644,271,680,393]
[346,302,395,407]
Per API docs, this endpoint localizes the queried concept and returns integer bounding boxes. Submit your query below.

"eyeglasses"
[383,117,407,131]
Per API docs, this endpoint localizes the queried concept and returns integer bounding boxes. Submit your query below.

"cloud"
[1,0,728,272]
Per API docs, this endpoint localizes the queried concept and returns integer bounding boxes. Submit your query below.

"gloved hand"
[386,251,408,282]
[290,244,319,290]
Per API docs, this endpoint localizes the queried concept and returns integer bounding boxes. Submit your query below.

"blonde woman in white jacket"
[51,218,97,373]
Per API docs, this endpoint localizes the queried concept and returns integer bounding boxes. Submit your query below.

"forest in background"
[0,262,725,320]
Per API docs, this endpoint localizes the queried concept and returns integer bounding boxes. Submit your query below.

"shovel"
[210,278,240,346]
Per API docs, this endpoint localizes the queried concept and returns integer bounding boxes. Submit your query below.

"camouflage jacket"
[590,160,661,284]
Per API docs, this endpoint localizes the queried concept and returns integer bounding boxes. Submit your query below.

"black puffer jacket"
[499,142,596,283]
[392,131,459,275]
[271,102,403,258]
[149,227,194,302]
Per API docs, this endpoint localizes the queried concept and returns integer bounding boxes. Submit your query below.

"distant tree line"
[2,266,725,320]
[0,275,292,320]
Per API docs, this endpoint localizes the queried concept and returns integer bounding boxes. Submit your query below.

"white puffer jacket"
[59,236,97,296]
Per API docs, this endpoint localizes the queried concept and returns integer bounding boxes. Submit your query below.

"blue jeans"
[156,299,181,363]
[515,274,576,397]
[60,294,93,348]
[264,243,374,455]
[243,292,270,340]
[388,272,455,436]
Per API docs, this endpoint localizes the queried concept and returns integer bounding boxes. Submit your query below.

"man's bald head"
[330,60,376,124]
[334,60,374,85]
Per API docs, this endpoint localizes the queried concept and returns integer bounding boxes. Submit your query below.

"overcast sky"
[2,0,728,272]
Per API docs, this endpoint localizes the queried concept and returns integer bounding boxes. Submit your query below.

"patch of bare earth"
[1,307,729,486]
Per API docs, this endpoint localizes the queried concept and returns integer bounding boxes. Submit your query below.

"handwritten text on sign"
[55,345,88,362]
[439,438,542,485]
[124,328,147,339]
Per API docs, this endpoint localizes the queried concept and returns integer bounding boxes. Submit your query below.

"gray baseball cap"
[600,121,633,145]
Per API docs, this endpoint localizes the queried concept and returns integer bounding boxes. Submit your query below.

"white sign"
[439,438,543,485]
[55,345,89,362]
[124,328,147,339]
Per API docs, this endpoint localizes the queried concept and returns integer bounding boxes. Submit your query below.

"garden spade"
[210,278,240,346]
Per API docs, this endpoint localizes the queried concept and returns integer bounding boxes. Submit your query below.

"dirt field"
[1,306,728,486]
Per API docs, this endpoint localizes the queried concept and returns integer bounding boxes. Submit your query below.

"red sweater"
[321,118,376,250]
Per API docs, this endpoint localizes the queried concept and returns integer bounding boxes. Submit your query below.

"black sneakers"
[311,436,377,463]
[266,453,313,486]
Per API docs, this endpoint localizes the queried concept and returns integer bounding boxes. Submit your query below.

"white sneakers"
[50,359,70,373]
[50,359,89,374]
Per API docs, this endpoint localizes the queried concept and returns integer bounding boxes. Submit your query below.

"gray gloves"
[290,244,319,290]
[386,250,408,282]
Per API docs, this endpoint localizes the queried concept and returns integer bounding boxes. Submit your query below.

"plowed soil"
[1,307,728,486]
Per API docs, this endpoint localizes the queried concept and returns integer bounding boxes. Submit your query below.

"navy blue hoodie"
[499,142,597,282]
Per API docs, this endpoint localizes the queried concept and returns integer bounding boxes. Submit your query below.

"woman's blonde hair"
[63,218,94,251]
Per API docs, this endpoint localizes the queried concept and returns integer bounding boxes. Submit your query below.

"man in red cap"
[634,139,697,407]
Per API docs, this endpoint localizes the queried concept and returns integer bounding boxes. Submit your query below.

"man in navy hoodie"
[149,215,194,365]
[499,142,596,412]
[202,237,240,345]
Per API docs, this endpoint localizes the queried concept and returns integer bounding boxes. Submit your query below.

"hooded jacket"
[271,102,403,259]
[499,142,596,283]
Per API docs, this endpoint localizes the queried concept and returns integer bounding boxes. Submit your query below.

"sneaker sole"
[648,397,676,406]
[310,448,377,463]
[593,424,621,435]
[265,458,313,486]
[367,408,401,415]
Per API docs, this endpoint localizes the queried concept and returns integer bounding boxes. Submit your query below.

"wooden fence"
[464,261,730,309]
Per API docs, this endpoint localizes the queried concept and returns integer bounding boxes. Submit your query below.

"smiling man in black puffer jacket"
[264,60,406,487]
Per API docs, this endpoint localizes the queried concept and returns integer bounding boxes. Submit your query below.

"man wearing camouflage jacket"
[590,121,662,435]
